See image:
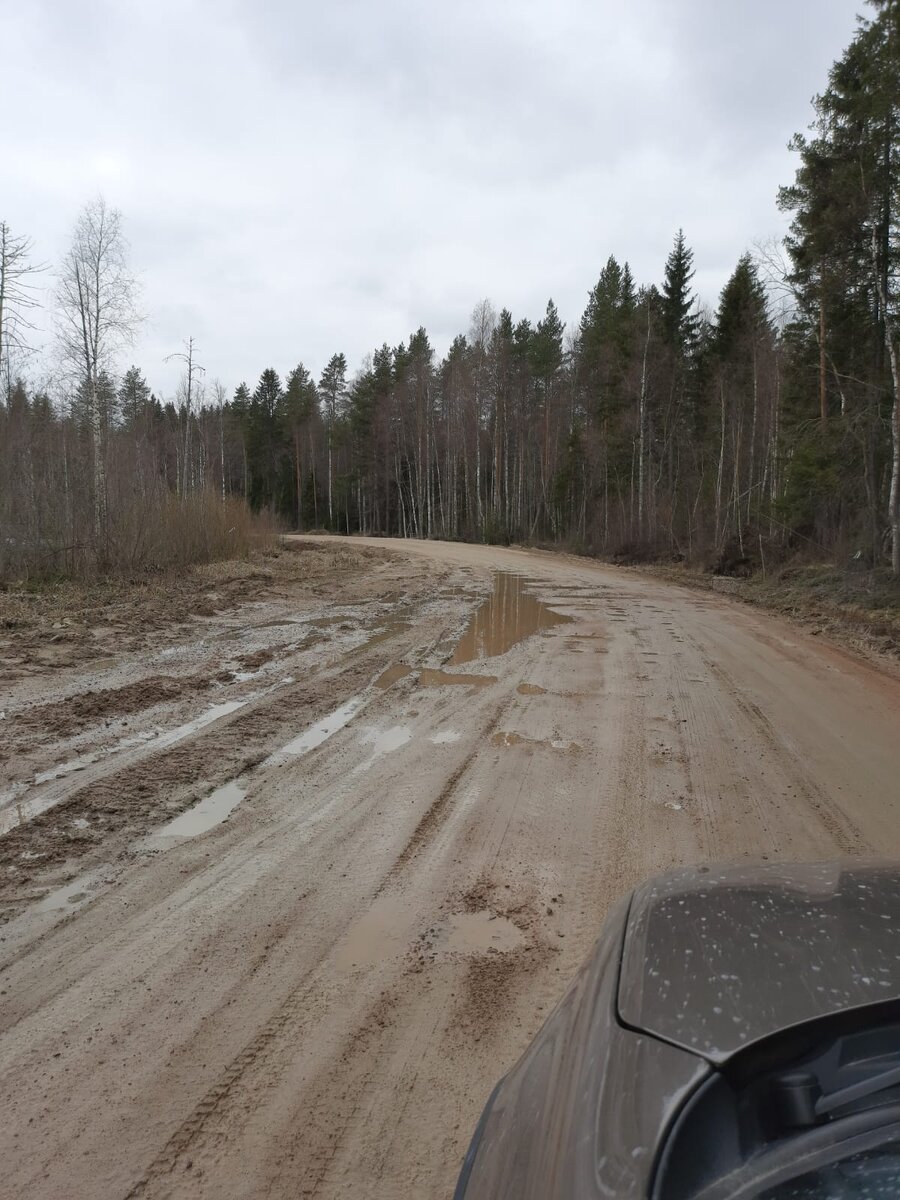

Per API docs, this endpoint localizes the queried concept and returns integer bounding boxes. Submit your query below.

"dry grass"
[1,491,281,584]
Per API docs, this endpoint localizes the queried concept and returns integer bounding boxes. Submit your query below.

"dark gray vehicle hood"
[619,860,900,1065]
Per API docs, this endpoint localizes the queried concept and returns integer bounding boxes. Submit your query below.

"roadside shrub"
[0,488,281,584]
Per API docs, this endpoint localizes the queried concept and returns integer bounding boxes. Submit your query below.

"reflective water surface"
[449,573,570,665]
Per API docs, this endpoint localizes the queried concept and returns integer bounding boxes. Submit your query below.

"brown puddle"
[517,682,547,696]
[419,669,498,689]
[492,731,582,753]
[448,573,570,665]
[442,910,524,955]
[374,664,413,689]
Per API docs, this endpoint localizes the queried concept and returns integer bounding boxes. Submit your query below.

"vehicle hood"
[618,860,900,1065]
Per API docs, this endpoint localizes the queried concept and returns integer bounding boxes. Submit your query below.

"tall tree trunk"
[748,345,759,526]
[715,380,727,550]
[638,303,651,538]
[294,428,302,530]
[818,291,828,428]
[89,374,107,555]
[872,228,900,573]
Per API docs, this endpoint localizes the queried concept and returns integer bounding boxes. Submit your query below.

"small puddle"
[443,910,524,954]
[517,682,547,696]
[334,897,406,969]
[491,731,581,752]
[419,669,498,689]
[449,573,570,665]
[152,781,247,842]
[374,664,413,689]
[33,877,99,914]
[264,695,366,765]
[354,725,412,773]
[34,754,98,785]
[153,699,247,751]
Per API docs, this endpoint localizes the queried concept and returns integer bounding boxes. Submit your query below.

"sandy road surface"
[2,536,900,1199]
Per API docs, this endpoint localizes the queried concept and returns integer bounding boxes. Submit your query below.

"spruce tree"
[661,230,698,353]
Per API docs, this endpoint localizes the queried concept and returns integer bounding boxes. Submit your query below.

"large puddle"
[449,573,570,665]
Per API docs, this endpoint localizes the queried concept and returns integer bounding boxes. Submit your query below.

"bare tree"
[0,221,44,395]
[165,336,205,495]
[56,198,140,552]
[212,378,228,502]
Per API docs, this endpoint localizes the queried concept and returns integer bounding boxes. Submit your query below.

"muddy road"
[2,536,899,1198]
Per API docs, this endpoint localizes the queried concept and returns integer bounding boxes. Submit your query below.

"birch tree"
[56,199,140,552]
[0,221,44,395]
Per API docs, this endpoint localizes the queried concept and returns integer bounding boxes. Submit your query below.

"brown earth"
[1,535,900,1198]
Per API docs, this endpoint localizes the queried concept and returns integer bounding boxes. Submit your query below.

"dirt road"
[2,537,899,1199]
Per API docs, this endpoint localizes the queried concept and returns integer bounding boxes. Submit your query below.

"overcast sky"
[3,0,863,397]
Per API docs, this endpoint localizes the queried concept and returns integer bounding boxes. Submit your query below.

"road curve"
[2,537,899,1199]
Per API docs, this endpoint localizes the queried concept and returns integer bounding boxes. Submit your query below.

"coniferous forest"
[1,1,899,580]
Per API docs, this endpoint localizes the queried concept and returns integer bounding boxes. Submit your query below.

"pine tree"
[118,365,151,428]
[319,353,348,528]
[283,364,319,528]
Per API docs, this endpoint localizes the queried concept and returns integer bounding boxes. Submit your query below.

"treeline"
[1,0,898,578]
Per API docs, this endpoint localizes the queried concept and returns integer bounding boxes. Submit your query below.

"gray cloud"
[2,0,861,395]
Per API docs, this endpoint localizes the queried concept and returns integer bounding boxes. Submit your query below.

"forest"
[1,0,898,581]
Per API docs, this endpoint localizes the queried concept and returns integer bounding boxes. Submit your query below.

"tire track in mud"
[702,655,870,855]
[123,976,402,1200]
[6,674,214,740]
[0,637,423,917]
[379,699,507,887]
[122,698,506,1198]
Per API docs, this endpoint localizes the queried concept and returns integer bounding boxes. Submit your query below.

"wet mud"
[419,669,498,688]
[4,534,899,1200]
